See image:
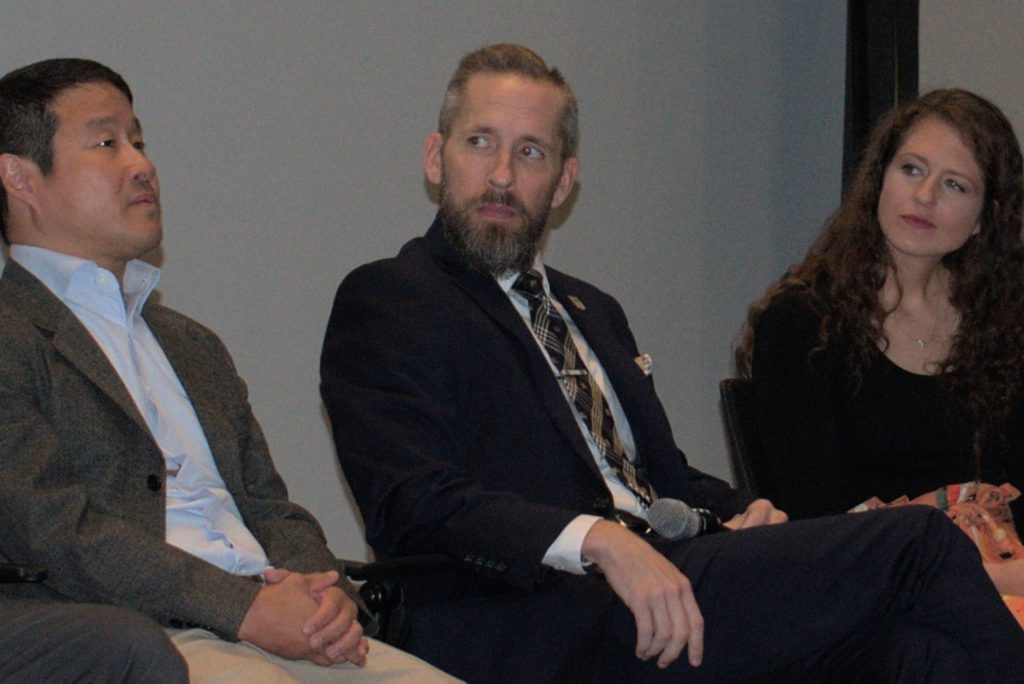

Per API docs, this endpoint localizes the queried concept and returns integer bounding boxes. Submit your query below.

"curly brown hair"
[736,88,1024,470]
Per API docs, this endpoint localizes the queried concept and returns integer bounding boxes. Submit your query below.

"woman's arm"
[749,291,858,518]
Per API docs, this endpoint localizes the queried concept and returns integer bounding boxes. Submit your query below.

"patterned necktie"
[513,269,655,506]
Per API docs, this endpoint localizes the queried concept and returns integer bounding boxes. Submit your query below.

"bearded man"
[319,43,1024,684]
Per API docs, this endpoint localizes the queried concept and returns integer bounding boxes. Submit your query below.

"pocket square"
[634,353,653,376]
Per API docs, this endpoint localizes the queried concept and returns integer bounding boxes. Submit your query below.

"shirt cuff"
[541,514,603,574]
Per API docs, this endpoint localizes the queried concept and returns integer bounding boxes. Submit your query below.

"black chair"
[0,563,47,583]
[342,554,454,646]
[719,378,764,498]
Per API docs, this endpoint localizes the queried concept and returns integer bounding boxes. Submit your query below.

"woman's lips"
[900,213,935,229]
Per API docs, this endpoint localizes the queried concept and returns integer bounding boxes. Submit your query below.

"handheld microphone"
[648,498,728,540]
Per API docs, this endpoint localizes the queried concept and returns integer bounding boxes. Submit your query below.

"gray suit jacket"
[0,260,349,638]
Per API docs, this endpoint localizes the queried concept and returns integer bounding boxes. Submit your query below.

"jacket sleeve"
[750,291,853,517]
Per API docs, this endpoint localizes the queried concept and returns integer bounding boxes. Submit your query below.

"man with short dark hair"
[0,58,456,683]
[321,43,1024,683]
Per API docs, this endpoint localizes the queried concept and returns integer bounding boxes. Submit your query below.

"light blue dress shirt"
[12,245,270,576]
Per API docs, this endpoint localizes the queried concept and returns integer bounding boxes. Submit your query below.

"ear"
[423,132,444,185]
[550,156,580,209]
[0,153,36,203]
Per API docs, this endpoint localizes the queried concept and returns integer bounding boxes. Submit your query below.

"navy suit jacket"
[321,216,751,595]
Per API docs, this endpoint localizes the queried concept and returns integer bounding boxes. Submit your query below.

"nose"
[487,148,514,189]
[913,175,937,205]
[125,145,157,183]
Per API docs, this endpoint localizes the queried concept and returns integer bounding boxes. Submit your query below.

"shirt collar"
[10,244,161,322]
[496,256,549,297]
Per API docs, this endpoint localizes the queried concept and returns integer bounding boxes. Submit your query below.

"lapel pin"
[567,295,586,311]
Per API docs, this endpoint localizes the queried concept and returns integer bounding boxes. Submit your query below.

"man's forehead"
[53,81,124,104]
[462,72,563,107]
[456,74,563,138]
[52,83,139,131]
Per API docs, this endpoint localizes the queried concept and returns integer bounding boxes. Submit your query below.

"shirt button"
[146,474,162,492]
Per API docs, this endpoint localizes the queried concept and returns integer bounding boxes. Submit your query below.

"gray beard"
[439,185,552,276]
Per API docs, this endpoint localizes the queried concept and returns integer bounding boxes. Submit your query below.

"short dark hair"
[438,44,579,161]
[0,58,132,242]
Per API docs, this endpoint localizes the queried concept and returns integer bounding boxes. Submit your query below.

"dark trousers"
[408,507,1024,683]
[605,507,1023,683]
[0,602,188,683]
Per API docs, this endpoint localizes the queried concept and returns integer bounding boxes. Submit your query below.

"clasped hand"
[238,568,368,667]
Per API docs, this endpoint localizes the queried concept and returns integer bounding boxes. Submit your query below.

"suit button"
[147,474,162,492]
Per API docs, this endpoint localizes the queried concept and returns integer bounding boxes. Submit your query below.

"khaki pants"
[168,629,462,683]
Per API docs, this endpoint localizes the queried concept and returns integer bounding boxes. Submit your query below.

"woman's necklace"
[889,306,955,351]
[892,313,930,348]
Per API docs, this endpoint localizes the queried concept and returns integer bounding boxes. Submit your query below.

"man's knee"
[82,605,188,683]
[881,506,980,559]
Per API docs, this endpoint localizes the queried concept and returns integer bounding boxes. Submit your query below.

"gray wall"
[0,1,845,559]
[921,1,1024,136]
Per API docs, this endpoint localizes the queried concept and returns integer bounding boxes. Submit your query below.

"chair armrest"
[0,563,48,583]
[343,554,454,582]
[339,554,455,645]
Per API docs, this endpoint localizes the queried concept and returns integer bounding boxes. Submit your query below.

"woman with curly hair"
[736,89,1024,591]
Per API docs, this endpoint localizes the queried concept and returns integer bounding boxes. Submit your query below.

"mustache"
[472,190,526,215]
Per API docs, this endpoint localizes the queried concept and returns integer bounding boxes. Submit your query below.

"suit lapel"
[548,270,655,458]
[0,261,149,432]
[424,221,600,475]
[548,270,631,388]
[144,308,238,484]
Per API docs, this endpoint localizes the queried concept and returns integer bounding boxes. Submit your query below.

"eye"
[900,163,921,176]
[97,139,116,149]
[132,140,147,152]
[466,135,489,149]
[520,145,545,160]
[945,178,967,193]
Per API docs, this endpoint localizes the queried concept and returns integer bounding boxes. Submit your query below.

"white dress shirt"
[12,245,270,576]
[498,261,647,574]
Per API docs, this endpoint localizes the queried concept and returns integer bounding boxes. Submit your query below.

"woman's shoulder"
[756,287,825,335]
[750,285,858,377]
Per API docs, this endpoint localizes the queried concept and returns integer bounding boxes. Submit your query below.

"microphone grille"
[648,498,701,540]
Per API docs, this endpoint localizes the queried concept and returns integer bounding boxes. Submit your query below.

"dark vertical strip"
[842,0,919,195]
